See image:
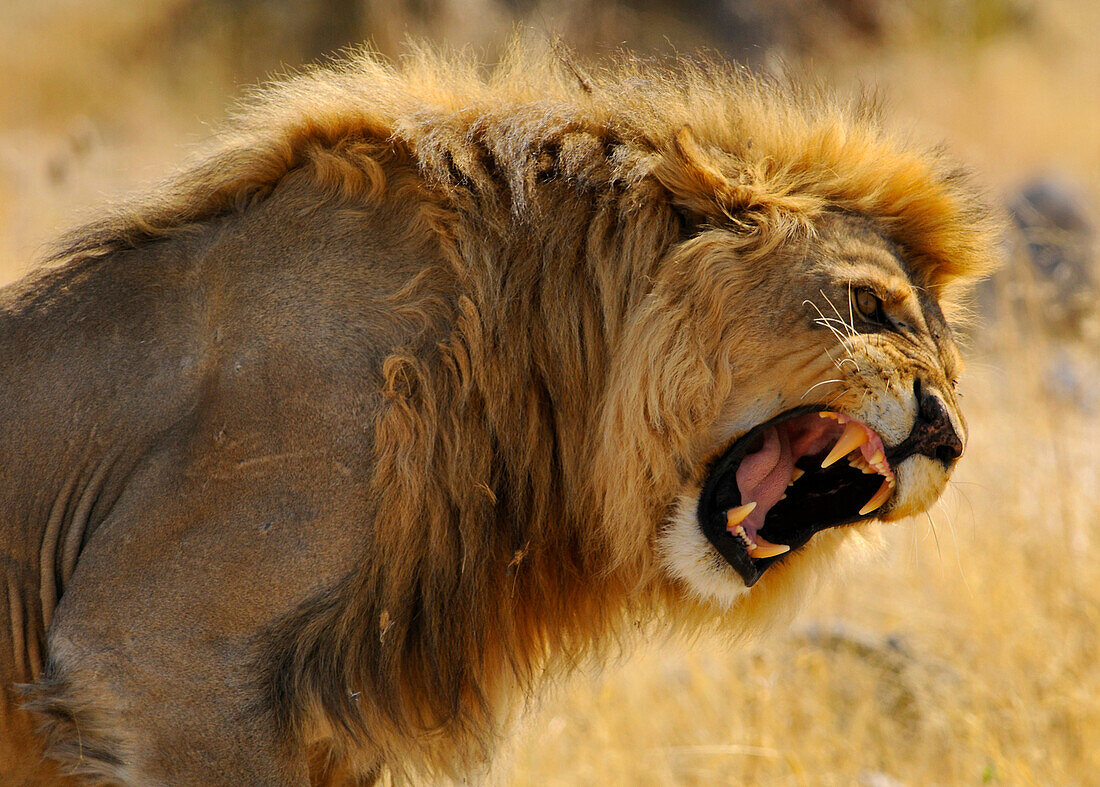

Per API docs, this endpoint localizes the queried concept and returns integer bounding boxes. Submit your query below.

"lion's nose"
[910,379,964,465]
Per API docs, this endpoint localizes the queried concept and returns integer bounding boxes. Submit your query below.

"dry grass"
[0,1,1096,784]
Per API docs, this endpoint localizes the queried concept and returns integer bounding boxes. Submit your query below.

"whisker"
[813,317,865,363]
[946,480,980,538]
[824,388,848,407]
[806,295,863,377]
[813,316,856,331]
[937,497,974,598]
[812,314,854,352]
[847,280,856,339]
[806,306,860,373]
[800,379,843,400]
[821,345,850,376]
[821,289,856,339]
[924,509,944,574]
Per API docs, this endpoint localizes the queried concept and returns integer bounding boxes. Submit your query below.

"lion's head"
[650,200,969,605]
[587,118,996,633]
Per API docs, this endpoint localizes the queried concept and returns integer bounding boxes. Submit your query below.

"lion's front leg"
[24,449,377,785]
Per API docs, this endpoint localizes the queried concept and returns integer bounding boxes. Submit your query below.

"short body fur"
[0,43,997,783]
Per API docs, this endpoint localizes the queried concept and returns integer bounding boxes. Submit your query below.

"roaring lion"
[0,44,996,784]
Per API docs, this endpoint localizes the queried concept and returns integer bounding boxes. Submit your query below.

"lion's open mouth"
[697,407,899,587]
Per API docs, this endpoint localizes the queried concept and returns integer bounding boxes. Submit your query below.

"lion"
[0,43,997,784]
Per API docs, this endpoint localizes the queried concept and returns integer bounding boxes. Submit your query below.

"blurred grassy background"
[1,1,1096,784]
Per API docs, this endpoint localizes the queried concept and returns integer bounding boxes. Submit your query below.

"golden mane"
[35,42,999,781]
[51,42,996,288]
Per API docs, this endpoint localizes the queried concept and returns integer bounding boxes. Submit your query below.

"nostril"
[934,441,961,465]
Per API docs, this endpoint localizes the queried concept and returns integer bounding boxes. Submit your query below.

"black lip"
[697,406,916,587]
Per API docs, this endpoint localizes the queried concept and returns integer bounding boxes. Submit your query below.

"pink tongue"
[734,426,796,537]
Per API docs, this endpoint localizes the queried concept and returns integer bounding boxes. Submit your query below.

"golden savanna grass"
[0,1,1096,783]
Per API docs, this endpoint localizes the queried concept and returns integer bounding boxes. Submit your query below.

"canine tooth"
[726,502,757,529]
[789,468,805,485]
[821,422,870,468]
[859,477,894,515]
[751,537,791,559]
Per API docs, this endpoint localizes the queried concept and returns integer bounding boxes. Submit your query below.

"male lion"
[0,45,996,784]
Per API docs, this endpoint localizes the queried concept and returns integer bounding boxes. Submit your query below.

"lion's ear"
[651,126,732,233]
[652,127,807,234]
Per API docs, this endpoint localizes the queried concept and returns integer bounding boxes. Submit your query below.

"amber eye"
[854,288,884,323]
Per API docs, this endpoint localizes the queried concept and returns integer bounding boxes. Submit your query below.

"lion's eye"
[854,288,885,324]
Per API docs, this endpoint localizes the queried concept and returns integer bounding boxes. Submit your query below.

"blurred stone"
[1011,177,1095,286]
[976,175,1097,338]
[1042,348,1098,415]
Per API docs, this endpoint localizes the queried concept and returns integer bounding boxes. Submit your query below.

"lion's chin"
[658,489,878,612]
[659,489,751,608]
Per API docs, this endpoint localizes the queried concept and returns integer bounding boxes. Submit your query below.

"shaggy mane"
[50,41,996,287]
[43,41,999,781]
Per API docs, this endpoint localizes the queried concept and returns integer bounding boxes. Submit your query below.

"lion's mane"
[45,42,998,779]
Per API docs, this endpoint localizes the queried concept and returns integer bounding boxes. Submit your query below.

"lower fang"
[751,536,790,559]
[859,476,894,515]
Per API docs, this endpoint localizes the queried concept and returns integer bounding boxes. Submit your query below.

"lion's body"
[0,45,996,783]
[0,172,433,782]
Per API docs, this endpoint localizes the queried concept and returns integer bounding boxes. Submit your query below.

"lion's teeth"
[821,422,870,468]
[725,502,757,529]
[733,519,790,559]
[853,457,877,474]
[789,468,805,485]
[750,536,791,559]
[859,477,895,515]
[870,449,885,467]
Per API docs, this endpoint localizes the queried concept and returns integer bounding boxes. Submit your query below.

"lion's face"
[657,212,968,607]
